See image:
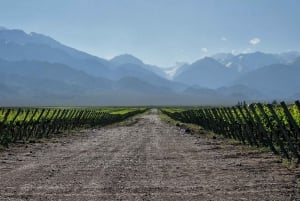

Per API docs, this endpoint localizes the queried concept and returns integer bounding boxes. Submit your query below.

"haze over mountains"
[0,27,300,106]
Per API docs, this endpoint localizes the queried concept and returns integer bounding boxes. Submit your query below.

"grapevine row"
[161,101,300,162]
[0,108,146,146]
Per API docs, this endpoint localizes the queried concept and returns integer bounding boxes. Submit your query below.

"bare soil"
[0,110,300,201]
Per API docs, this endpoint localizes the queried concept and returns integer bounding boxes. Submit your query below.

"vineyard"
[161,101,300,163]
[0,107,146,146]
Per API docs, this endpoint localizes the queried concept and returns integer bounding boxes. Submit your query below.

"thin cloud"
[201,48,208,53]
[231,49,238,55]
[242,48,252,54]
[221,37,227,41]
[249,38,261,45]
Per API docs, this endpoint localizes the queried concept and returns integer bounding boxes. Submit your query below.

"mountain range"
[0,27,299,106]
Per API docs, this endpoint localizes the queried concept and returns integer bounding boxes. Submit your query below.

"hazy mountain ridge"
[110,54,168,79]
[213,51,300,73]
[0,59,184,105]
[173,57,239,88]
[0,27,300,105]
[233,58,300,99]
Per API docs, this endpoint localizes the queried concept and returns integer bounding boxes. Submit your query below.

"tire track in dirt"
[0,109,299,200]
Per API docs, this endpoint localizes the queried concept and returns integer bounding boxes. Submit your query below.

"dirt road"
[0,110,300,200]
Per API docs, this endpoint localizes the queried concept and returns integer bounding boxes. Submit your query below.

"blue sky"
[0,0,299,66]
